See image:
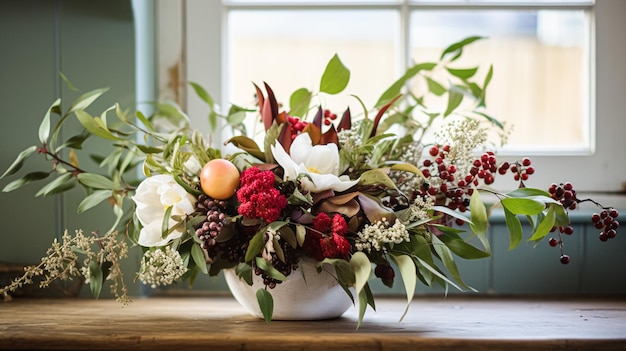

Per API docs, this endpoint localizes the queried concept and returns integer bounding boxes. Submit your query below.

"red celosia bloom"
[311,212,351,259]
[313,212,332,233]
[332,213,348,236]
[237,167,287,223]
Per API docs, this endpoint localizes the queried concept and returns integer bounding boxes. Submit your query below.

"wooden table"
[1,296,625,350]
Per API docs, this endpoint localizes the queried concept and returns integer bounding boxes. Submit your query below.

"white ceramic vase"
[224,257,354,320]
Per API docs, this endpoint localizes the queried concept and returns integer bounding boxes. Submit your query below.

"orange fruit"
[200,159,240,200]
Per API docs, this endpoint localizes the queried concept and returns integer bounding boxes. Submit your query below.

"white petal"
[137,221,183,247]
[307,143,339,175]
[271,142,300,181]
[289,133,313,165]
[302,170,359,193]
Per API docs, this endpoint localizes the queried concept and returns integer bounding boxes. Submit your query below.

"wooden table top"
[1,296,625,351]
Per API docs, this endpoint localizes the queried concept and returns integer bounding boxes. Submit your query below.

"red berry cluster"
[419,145,534,226]
[549,182,577,210]
[323,109,338,126]
[498,157,535,182]
[592,209,620,242]
[286,115,308,139]
[547,182,620,264]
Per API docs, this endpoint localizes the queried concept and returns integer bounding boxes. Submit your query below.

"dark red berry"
[560,255,570,264]
[429,146,439,157]
[548,238,559,247]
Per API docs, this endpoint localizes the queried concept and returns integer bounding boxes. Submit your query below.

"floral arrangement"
[0,37,620,325]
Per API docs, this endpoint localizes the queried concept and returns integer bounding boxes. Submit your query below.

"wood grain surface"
[1,296,625,350]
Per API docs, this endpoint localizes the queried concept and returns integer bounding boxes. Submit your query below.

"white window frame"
[155,0,626,206]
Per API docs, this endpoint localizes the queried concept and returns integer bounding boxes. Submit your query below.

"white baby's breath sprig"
[355,218,410,253]
[138,246,187,289]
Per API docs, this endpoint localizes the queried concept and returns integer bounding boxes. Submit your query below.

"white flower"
[355,218,409,253]
[270,133,359,192]
[138,246,187,288]
[133,174,197,247]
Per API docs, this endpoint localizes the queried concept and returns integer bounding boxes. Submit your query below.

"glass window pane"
[227,9,399,138]
[411,0,594,4]
[409,9,589,153]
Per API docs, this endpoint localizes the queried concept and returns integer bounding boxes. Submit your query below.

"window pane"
[409,9,589,153]
[412,0,594,4]
[227,9,399,137]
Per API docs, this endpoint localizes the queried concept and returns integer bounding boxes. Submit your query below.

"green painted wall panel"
[0,0,138,296]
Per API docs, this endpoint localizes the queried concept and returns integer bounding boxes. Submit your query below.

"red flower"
[237,167,287,223]
[310,212,351,259]
[313,212,332,233]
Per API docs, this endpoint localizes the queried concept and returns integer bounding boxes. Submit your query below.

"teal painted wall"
[0,0,139,296]
[0,0,624,299]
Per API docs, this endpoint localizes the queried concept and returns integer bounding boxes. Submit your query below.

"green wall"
[0,0,139,296]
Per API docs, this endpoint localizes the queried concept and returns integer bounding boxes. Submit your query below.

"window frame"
[160,0,626,202]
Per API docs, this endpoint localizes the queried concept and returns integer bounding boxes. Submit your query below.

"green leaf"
[255,257,287,281]
[75,110,121,141]
[76,173,115,189]
[59,72,79,92]
[88,259,104,299]
[39,98,61,144]
[278,226,297,249]
[77,189,111,214]
[469,190,490,253]
[446,67,478,80]
[443,88,464,117]
[135,111,155,132]
[432,235,474,291]
[480,64,493,106]
[319,54,350,95]
[55,132,90,152]
[296,224,306,246]
[245,230,266,263]
[414,256,463,292]
[501,197,546,215]
[506,187,552,198]
[437,232,491,259]
[433,206,472,225]
[440,36,484,62]
[67,87,109,115]
[389,162,424,177]
[358,168,397,190]
[226,110,247,127]
[357,286,368,329]
[191,243,208,275]
[473,111,504,130]
[2,171,50,192]
[375,62,436,107]
[189,82,214,107]
[320,258,356,291]
[529,205,557,242]
[256,288,274,324]
[349,251,371,296]
[503,207,524,250]
[226,135,265,161]
[425,77,446,96]
[390,254,416,322]
[235,263,253,285]
[161,205,173,239]
[35,173,75,196]
[289,88,312,118]
[1,145,38,179]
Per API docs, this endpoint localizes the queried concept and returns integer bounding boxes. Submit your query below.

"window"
[161,0,626,200]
